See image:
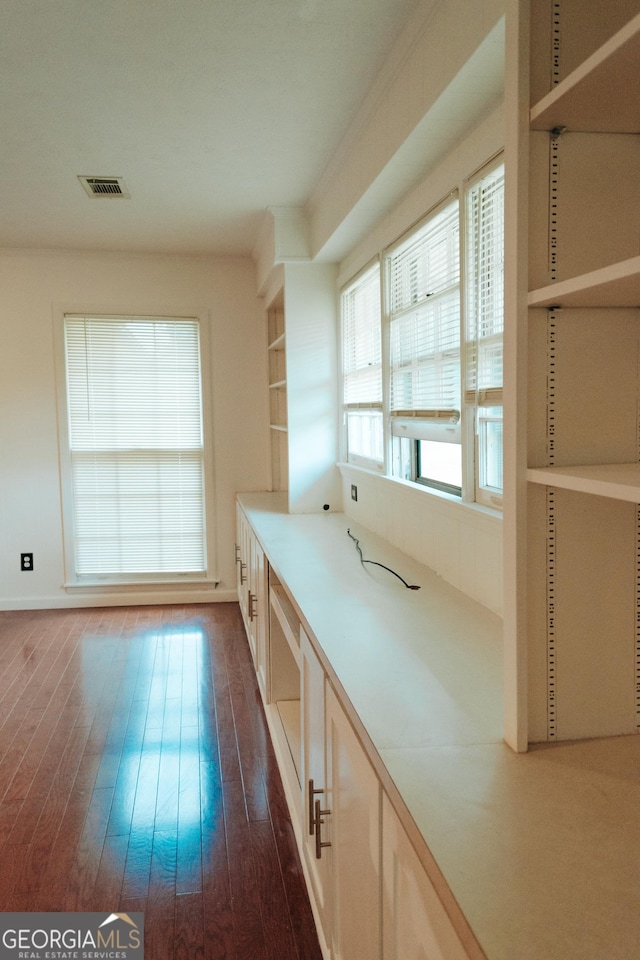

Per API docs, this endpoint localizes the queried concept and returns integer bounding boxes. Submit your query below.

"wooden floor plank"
[223,774,268,960]
[145,830,177,960]
[175,892,205,960]
[200,760,234,960]
[176,724,203,896]
[250,817,300,960]
[0,603,322,960]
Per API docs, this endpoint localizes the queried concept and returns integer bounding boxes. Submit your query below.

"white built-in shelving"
[528,255,640,308]
[513,0,640,747]
[267,291,289,492]
[527,462,640,502]
[529,11,640,133]
[262,262,339,514]
[270,581,301,666]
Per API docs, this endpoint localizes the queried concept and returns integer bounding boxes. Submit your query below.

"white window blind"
[387,197,460,422]
[465,164,504,406]
[342,262,382,407]
[64,315,206,578]
[342,262,383,464]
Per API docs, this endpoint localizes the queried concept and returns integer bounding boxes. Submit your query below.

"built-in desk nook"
[236,492,640,960]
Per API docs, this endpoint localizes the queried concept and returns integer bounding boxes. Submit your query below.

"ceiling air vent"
[78,176,130,198]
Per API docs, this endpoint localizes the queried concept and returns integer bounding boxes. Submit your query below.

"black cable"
[347,529,420,590]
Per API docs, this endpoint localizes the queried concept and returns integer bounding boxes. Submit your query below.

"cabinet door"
[236,507,249,622]
[300,628,331,951]
[250,535,268,696]
[236,506,268,691]
[382,794,470,960]
[326,683,381,960]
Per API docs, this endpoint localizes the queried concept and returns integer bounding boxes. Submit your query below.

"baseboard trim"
[0,588,237,611]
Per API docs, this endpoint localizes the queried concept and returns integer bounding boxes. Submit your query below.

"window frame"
[55,311,217,587]
[463,155,505,509]
[340,259,384,472]
[384,192,463,496]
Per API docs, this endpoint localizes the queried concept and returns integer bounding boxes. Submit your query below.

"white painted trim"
[0,588,237,611]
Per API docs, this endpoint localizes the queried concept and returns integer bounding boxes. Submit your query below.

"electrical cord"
[347,529,420,590]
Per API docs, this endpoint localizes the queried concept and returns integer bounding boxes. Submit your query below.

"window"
[465,161,505,505]
[62,315,207,581]
[339,156,504,510]
[341,262,383,468]
[386,196,462,495]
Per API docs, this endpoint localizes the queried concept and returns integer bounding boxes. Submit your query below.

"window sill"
[64,577,219,594]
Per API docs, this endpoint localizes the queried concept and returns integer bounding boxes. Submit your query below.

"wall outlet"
[20,553,33,571]
[351,484,358,502]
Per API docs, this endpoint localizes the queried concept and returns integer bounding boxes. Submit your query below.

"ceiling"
[0,0,427,258]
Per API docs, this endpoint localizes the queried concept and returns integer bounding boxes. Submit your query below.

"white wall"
[0,248,268,609]
[283,262,342,514]
[339,465,502,615]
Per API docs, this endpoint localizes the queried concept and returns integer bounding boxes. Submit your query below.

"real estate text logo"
[0,913,143,960]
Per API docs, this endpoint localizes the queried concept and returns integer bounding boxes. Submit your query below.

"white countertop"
[238,492,640,960]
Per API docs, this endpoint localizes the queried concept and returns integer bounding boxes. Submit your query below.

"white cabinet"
[267,573,303,827]
[301,628,331,951]
[250,533,268,697]
[325,683,381,960]
[235,504,268,697]
[238,499,480,960]
[237,505,303,830]
[506,0,640,746]
[300,628,381,960]
[235,505,250,623]
[382,795,470,960]
[300,645,477,960]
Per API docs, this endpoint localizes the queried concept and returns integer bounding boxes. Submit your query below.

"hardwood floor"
[0,602,322,960]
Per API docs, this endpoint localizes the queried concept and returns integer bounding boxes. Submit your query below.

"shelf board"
[270,583,300,665]
[527,463,640,502]
[275,699,301,784]
[269,379,287,389]
[268,332,285,351]
[528,256,640,307]
[530,12,640,133]
[270,423,288,433]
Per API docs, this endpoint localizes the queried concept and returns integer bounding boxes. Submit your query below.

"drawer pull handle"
[308,778,324,835]
[314,799,331,859]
